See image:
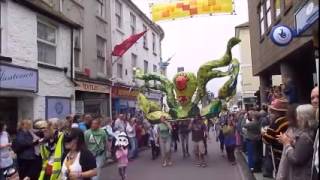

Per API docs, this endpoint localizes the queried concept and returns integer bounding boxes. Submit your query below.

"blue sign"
[270,25,295,46]
[295,0,319,35]
[0,63,38,92]
[46,97,71,119]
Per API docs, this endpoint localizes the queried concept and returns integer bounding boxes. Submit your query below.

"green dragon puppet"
[134,37,240,123]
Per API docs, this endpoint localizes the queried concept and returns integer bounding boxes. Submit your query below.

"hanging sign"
[294,0,319,35]
[270,25,294,46]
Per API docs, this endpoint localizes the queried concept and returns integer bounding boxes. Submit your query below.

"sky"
[132,0,249,95]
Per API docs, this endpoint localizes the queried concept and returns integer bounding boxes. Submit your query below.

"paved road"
[101,134,242,180]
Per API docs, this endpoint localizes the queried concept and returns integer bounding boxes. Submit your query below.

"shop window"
[117,63,123,79]
[144,60,148,73]
[96,36,106,74]
[130,12,136,35]
[96,0,105,18]
[143,25,148,49]
[74,29,82,69]
[259,3,266,38]
[115,0,122,28]
[266,0,272,29]
[37,20,57,65]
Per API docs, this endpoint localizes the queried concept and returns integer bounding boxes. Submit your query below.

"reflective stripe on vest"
[38,133,64,180]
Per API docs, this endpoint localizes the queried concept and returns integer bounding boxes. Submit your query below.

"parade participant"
[262,98,289,176]
[0,121,13,180]
[79,114,92,132]
[277,104,317,180]
[157,115,173,167]
[223,118,237,165]
[179,120,190,158]
[15,119,41,180]
[115,132,129,180]
[61,128,97,180]
[126,118,138,160]
[218,110,228,154]
[114,114,126,132]
[149,124,160,160]
[84,118,107,180]
[190,115,208,167]
[38,118,65,180]
[171,121,180,152]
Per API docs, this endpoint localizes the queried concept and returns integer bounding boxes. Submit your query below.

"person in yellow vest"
[38,118,65,180]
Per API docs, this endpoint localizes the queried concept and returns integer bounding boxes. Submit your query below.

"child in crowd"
[115,132,129,180]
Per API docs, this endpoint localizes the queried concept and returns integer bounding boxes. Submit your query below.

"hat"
[269,98,288,112]
[115,132,129,147]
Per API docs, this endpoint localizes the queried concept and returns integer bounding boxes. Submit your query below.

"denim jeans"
[246,139,254,169]
[180,133,189,156]
[92,153,105,180]
[128,137,138,159]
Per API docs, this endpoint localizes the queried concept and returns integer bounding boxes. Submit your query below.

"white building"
[108,0,164,115]
[0,0,79,133]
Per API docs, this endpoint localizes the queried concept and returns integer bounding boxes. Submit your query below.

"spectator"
[126,118,138,160]
[61,128,97,180]
[179,120,190,158]
[157,116,173,167]
[84,118,108,180]
[223,117,237,165]
[149,124,160,160]
[283,77,298,104]
[277,104,317,180]
[262,98,289,177]
[15,119,41,180]
[0,121,13,180]
[114,114,126,132]
[171,122,180,152]
[311,86,319,180]
[79,114,92,132]
[189,115,208,167]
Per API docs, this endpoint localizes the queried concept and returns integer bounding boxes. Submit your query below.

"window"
[266,0,272,28]
[152,33,156,54]
[117,63,123,78]
[144,60,148,73]
[275,0,281,17]
[131,53,137,68]
[153,65,157,73]
[115,0,122,28]
[259,3,265,37]
[130,13,136,35]
[37,20,57,65]
[97,0,105,18]
[96,36,106,74]
[74,30,82,69]
[143,25,148,49]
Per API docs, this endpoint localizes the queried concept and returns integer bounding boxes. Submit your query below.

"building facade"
[109,0,164,116]
[0,0,80,133]
[247,0,318,104]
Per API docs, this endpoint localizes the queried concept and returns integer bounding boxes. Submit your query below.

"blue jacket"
[16,130,36,160]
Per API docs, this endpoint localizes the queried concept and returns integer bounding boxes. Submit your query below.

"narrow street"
[102,134,242,180]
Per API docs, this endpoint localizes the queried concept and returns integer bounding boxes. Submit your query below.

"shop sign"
[0,63,38,92]
[113,87,139,98]
[75,81,110,94]
[46,97,71,119]
[270,25,294,46]
[295,0,319,35]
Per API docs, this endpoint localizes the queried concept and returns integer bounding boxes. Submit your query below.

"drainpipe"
[70,28,74,81]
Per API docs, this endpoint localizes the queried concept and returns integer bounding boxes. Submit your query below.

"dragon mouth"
[178,96,189,105]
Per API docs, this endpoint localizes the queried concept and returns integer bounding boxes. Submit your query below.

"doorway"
[0,97,18,134]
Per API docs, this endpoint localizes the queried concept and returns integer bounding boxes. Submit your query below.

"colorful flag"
[151,0,233,22]
[112,30,147,57]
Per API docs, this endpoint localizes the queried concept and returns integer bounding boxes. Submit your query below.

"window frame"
[144,60,148,74]
[143,25,148,50]
[96,35,106,74]
[115,0,122,29]
[97,0,105,18]
[117,63,123,79]
[153,64,157,73]
[73,29,82,70]
[37,19,57,65]
[130,12,136,35]
[258,1,266,41]
[266,0,272,33]
[152,33,156,55]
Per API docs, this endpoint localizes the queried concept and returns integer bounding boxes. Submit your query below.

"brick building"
[247,0,318,104]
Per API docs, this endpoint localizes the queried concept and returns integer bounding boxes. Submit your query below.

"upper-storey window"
[97,0,105,18]
[143,25,148,49]
[115,0,122,28]
[130,13,136,35]
[259,3,265,38]
[37,20,57,65]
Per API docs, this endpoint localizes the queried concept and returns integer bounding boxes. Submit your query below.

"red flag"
[112,30,147,57]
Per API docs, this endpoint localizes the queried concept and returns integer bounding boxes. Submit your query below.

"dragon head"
[173,72,197,106]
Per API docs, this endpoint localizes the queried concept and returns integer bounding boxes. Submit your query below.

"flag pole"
[112,56,122,66]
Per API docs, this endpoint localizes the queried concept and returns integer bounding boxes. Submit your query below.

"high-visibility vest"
[38,133,64,180]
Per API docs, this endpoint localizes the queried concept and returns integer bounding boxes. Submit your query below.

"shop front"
[75,80,111,118]
[0,63,38,134]
[112,86,139,117]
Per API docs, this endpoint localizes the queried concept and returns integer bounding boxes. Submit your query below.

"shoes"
[167,161,173,166]
[162,161,167,167]
[201,163,207,168]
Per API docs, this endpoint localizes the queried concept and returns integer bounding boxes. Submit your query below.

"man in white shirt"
[114,114,126,132]
[126,118,138,160]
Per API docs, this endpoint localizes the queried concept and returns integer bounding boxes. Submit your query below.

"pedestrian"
[277,104,317,180]
[310,86,319,180]
[115,132,129,180]
[14,119,41,180]
[223,118,237,165]
[101,117,116,161]
[0,121,14,180]
[171,121,180,152]
[84,118,108,180]
[218,110,228,155]
[114,114,126,132]
[126,118,138,160]
[79,114,92,132]
[179,120,190,158]
[149,124,160,160]
[61,128,97,180]
[157,116,173,167]
[38,118,65,180]
[190,115,208,167]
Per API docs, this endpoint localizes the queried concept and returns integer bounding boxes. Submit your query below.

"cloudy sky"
[132,0,249,95]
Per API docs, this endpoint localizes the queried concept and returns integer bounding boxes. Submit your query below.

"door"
[0,97,18,134]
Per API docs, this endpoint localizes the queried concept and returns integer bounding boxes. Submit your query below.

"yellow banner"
[151,0,233,22]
